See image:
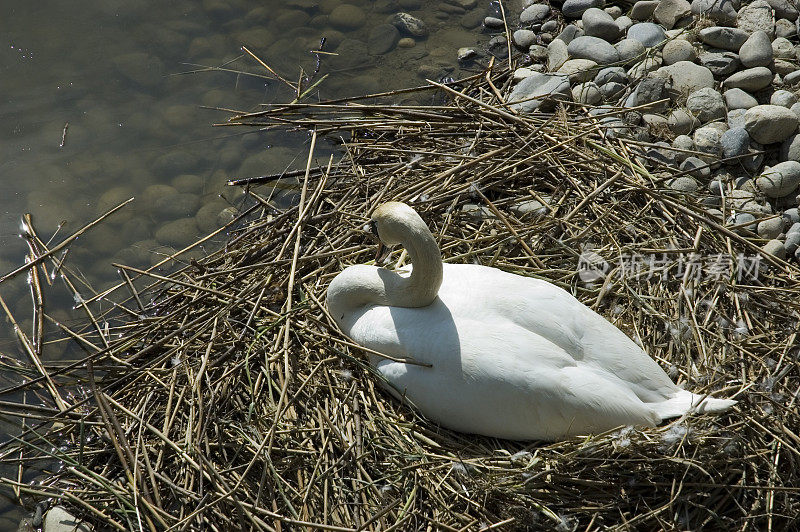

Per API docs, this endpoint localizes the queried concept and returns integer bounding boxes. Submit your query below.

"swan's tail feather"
[652,390,737,420]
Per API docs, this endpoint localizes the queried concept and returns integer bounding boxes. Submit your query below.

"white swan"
[326,202,736,441]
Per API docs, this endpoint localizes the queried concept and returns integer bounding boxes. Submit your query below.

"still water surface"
[0,0,491,524]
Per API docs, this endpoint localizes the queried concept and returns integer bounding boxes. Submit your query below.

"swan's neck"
[382,224,443,308]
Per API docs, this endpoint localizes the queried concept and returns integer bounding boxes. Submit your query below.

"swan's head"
[370,202,428,247]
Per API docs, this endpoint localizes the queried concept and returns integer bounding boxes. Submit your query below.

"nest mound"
[1,65,798,531]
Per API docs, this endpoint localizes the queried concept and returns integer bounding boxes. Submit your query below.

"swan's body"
[326,202,735,441]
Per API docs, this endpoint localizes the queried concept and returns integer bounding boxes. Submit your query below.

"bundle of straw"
[0,64,797,531]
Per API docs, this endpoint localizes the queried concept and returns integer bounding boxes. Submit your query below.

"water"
[0,0,492,525]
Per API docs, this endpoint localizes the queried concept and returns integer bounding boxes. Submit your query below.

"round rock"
[668,107,701,134]
[723,67,774,91]
[781,134,800,161]
[680,157,711,178]
[558,59,599,82]
[686,87,726,123]
[691,0,738,25]
[567,35,621,64]
[723,88,758,109]
[562,0,606,18]
[721,127,751,160]
[771,89,799,107]
[513,30,538,48]
[654,0,692,29]
[368,24,400,55]
[572,81,603,103]
[772,37,795,59]
[390,12,428,37]
[744,105,800,144]
[763,239,787,259]
[631,0,659,20]
[693,126,723,162]
[626,22,667,47]
[668,176,700,191]
[654,61,714,97]
[698,51,740,77]
[737,0,776,38]
[329,4,366,30]
[582,8,622,41]
[615,38,646,64]
[662,39,696,65]
[739,31,773,67]
[698,26,749,51]
[757,216,785,239]
[521,4,551,23]
[507,73,573,112]
[756,161,800,197]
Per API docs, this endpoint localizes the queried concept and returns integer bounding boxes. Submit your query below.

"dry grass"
[0,61,798,531]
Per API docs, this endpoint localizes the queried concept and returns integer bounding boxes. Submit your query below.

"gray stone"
[724,88,759,109]
[568,35,621,64]
[723,67,774,91]
[776,18,797,38]
[643,113,670,131]
[758,216,785,238]
[772,89,799,107]
[680,157,711,178]
[785,230,800,253]
[721,127,751,160]
[691,0,739,25]
[788,71,800,85]
[627,76,668,109]
[600,81,626,99]
[391,12,428,36]
[510,198,548,216]
[582,8,622,41]
[631,0,659,20]
[756,161,800,196]
[615,38,646,63]
[773,59,797,75]
[694,126,724,163]
[744,104,800,143]
[155,218,199,247]
[668,107,701,134]
[43,506,92,532]
[698,26,749,51]
[542,20,560,33]
[368,24,400,55]
[558,58,599,82]
[529,44,549,62]
[673,134,695,161]
[484,16,505,28]
[772,37,795,59]
[605,5,623,18]
[595,66,628,85]
[628,56,662,77]
[521,4,551,23]
[731,212,758,233]
[662,39,697,65]
[784,208,800,225]
[458,47,477,61]
[563,0,606,18]
[556,24,583,44]
[508,72,573,112]
[763,239,787,259]
[547,39,569,70]
[668,176,700,191]
[654,61,715,97]
[654,0,692,28]
[616,15,634,32]
[686,87,726,122]
[768,0,799,21]
[739,31,773,67]
[781,133,800,161]
[728,108,748,128]
[698,51,740,76]
[709,179,725,194]
[737,0,776,38]
[513,29,538,48]
[572,81,603,103]
[793,102,800,118]
[626,22,667,47]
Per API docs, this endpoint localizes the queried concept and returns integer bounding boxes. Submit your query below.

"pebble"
[728,108,748,128]
[654,61,714,97]
[600,81,626,99]
[391,12,428,36]
[673,134,695,159]
[654,0,692,29]
[582,8,622,41]
[686,86,726,122]
[737,0,776,38]
[572,81,603,103]
[484,16,505,28]
[559,59,599,82]
[668,107,701,134]
[626,22,667,47]
[615,38,646,63]
[771,89,799,107]
[756,161,800,197]
[757,216,785,239]
[693,126,723,162]
[668,176,700,191]
[630,0,659,20]
[739,31,774,67]
[772,37,795,59]
[763,239,787,259]
[513,30,538,48]
[768,0,799,21]
[43,507,92,532]
[776,18,797,38]
[458,47,477,62]
[723,67,775,91]
[567,35,621,64]
[690,0,738,25]
[628,56,662,78]
[785,229,800,253]
[680,158,710,178]
[781,134,800,161]
[786,71,800,85]
[724,88,759,109]
[721,127,751,160]
[616,15,634,32]
[731,212,758,234]
[562,0,606,18]
[662,39,697,65]
[628,76,668,109]
[507,72,572,112]
[329,4,366,30]
[698,52,740,77]
[368,24,400,55]
[744,105,800,144]
[521,4,551,23]
[541,20,559,33]
[595,66,628,85]
[529,44,549,63]
[698,26,749,51]
[557,24,583,44]
[547,39,569,70]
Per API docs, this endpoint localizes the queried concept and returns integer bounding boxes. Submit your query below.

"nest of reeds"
[1,63,799,531]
